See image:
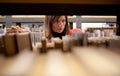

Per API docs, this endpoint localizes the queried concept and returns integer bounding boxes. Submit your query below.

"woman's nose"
[58,22,62,27]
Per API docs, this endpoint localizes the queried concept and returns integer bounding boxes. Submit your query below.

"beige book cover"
[16,32,32,52]
[3,33,17,56]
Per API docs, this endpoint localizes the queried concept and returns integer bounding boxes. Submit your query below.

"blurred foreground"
[0,47,120,76]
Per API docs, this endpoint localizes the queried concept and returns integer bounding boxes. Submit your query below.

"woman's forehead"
[51,16,66,23]
[56,16,66,20]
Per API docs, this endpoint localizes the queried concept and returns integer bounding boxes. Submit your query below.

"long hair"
[44,15,69,39]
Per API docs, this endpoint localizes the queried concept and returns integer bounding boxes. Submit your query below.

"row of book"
[0,32,33,56]
[0,32,88,56]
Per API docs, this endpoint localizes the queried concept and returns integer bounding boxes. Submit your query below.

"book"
[16,32,32,52]
[3,33,17,56]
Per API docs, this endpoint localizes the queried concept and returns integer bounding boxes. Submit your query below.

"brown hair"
[44,15,69,39]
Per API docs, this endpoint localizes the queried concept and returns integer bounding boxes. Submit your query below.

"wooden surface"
[0,47,120,76]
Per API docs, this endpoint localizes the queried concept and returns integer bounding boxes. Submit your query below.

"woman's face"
[52,16,66,33]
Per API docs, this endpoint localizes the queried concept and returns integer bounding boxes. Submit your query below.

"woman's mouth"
[56,28,62,33]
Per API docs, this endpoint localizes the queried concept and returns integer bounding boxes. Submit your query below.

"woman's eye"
[56,20,59,23]
[62,20,65,22]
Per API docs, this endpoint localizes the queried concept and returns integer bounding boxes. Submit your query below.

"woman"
[44,15,83,40]
[44,15,69,39]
